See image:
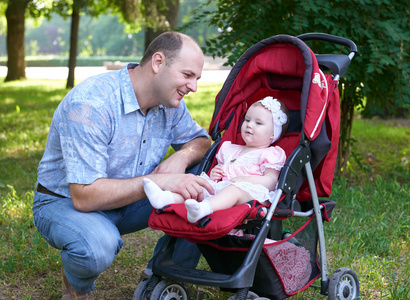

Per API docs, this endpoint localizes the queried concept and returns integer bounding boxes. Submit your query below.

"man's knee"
[62,232,124,276]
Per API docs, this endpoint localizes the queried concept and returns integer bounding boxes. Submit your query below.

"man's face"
[154,40,204,109]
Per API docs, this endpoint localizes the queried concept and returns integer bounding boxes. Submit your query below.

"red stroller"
[135,33,358,300]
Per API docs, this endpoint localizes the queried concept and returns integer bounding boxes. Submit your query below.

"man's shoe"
[61,267,94,300]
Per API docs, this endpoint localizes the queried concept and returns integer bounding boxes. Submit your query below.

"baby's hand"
[210,165,225,181]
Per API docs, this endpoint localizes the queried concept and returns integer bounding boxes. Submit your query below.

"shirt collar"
[121,63,164,115]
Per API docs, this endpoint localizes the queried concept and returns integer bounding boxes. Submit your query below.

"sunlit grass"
[0,77,409,299]
[346,117,410,185]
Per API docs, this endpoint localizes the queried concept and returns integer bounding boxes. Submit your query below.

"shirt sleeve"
[59,99,111,185]
[260,146,287,174]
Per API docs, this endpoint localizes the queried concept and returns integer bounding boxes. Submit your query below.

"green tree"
[56,0,180,88]
[178,0,219,47]
[1,0,52,81]
[142,0,179,49]
[114,0,181,51]
[53,0,111,88]
[186,0,410,174]
[23,13,144,56]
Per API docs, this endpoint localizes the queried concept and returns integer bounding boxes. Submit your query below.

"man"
[32,31,213,299]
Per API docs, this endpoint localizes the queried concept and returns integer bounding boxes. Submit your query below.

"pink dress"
[201,141,286,203]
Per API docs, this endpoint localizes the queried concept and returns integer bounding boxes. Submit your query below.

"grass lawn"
[0,78,409,299]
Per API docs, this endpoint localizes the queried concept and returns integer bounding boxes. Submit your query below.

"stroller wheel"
[133,277,152,300]
[328,268,360,300]
[227,291,270,300]
[149,280,189,300]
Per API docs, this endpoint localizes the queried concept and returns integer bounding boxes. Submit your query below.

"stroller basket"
[198,200,335,299]
[200,218,318,299]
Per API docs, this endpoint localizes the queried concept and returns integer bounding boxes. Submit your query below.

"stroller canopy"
[208,35,341,202]
[209,35,329,143]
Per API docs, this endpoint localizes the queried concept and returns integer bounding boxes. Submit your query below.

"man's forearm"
[177,137,211,168]
[70,177,146,212]
[70,171,215,212]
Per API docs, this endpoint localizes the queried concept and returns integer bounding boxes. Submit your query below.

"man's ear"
[151,52,165,74]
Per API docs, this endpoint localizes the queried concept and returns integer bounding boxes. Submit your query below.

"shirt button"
[143,140,146,143]
[140,162,143,165]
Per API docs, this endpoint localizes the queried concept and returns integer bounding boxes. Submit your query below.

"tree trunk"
[66,4,80,89]
[337,94,355,176]
[5,0,30,82]
[144,0,180,51]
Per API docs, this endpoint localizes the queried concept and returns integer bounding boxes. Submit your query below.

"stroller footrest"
[153,264,252,288]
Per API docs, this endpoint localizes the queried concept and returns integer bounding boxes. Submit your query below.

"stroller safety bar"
[293,205,324,217]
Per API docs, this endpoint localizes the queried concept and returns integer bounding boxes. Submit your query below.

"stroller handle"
[297,33,358,54]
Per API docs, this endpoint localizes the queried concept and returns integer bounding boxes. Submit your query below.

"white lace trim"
[261,163,283,174]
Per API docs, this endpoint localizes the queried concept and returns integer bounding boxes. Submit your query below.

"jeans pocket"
[33,203,58,249]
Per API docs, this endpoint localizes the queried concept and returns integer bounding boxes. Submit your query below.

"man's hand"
[155,173,214,201]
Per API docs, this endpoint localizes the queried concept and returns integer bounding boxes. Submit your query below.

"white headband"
[257,97,288,143]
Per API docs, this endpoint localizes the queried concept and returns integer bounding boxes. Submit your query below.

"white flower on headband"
[257,96,288,143]
[258,97,287,126]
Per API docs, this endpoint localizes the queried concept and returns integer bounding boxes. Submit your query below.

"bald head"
[139,32,202,67]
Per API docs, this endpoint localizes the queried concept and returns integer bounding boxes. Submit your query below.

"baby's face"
[241,103,274,148]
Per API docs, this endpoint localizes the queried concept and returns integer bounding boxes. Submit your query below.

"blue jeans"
[32,188,201,293]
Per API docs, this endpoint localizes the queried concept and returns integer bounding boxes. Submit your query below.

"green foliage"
[178,0,220,47]
[1,1,214,58]
[19,12,146,57]
[188,0,410,117]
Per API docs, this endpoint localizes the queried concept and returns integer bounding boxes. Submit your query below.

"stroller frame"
[135,33,358,300]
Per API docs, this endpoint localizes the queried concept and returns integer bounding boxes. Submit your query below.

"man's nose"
[187,79,198,93]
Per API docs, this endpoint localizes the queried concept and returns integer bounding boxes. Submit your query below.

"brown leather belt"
[37,183,65,198]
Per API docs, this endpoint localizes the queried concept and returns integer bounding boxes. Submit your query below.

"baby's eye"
[256,121,262,125]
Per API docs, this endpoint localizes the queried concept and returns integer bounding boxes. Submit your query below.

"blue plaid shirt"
[37,63,209,198]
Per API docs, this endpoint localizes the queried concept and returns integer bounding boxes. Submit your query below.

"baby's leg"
[185,185,252,223]
[208,185,253,211]
[185,199,213,223]
[142,178,184,209]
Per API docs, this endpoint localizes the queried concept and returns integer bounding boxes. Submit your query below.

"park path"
[0,57,231,82]
[0,67,230,82]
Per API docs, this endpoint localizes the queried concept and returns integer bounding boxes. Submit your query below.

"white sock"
[185,199,213,223]
[142,178,175,209]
